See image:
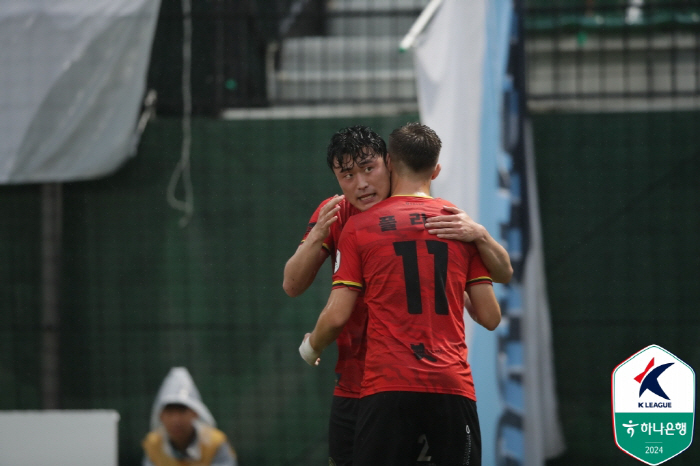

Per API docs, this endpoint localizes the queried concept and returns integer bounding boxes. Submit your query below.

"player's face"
[332,153,390,212]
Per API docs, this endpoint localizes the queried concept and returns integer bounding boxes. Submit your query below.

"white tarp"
[522,119,567,464]
[413,0,566,465]
[0,410,120,466]
[0,0,160,184]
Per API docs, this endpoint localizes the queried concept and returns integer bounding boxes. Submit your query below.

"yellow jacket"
[142,423,236,466]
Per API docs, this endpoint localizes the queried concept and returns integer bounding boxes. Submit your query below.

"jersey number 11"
[393,240,449,315]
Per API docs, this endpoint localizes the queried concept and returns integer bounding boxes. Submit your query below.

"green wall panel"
[534,111,700,466]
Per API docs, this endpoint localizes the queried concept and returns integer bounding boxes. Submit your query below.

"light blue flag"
[413,1,565,464]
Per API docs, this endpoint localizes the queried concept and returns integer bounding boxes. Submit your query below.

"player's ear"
[386,154,393,172]
[431,163,441,180]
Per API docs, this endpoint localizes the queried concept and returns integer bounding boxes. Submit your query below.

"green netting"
[0,184,42,409]
[533,110,700,466]
[0,114,417,465]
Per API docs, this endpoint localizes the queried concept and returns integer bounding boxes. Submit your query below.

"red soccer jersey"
[331,195,493,400]
[302,197,367,398]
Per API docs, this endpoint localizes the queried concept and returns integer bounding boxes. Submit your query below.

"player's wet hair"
[327,125,387,172]
[388,123,442,174]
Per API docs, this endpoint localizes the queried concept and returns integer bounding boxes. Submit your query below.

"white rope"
[167,0,194,227]
[129,90,157,156]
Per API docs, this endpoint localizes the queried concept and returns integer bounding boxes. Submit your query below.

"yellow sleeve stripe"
[332,280,363,290]
[300,240,331,253]
[466,276,493,286]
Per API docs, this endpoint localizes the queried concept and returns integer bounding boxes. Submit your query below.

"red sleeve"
[331,220,363,291]
[465,245,493,287]
[301,198,334,254]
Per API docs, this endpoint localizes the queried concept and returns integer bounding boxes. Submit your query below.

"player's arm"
[464,291,499,331]
[299,287,358,365]
[465,284,501,331]
[425,206,513,284]
[283,195,344,297]
[464,291,474,315]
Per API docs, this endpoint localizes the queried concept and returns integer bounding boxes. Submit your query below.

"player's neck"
[390,178,432,198]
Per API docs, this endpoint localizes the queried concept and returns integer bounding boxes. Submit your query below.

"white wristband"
[299,336,320,366]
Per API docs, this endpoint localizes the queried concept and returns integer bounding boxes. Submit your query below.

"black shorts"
[329,395,360,466]
[353,391,481,466]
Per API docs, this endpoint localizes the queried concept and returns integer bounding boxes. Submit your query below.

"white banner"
[522,119,567,463]
[0,0,161,183]
[413,1,565,464]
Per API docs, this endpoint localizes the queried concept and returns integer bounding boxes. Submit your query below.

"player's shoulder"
[422,197,457,217]
[340,208,362,231]
[431,197,455,208]
[340,198,361,218]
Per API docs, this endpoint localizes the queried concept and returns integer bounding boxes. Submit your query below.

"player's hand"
[425,206,485,243]
[299,333,321,366]
[308,195,344,243]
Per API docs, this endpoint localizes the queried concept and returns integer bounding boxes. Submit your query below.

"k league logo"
[612,345,695,465]
[636,358,673,407]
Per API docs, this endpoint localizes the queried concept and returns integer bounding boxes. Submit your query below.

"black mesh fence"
[524,0,700,110]
[149,0,429,115]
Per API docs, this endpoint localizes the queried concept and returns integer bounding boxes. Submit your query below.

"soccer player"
[299,123,501,466]
[286,125,510,466]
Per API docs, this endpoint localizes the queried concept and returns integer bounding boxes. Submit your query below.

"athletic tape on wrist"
[299,337,320,366]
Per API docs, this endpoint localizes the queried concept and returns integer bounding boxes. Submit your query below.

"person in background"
[142,367,238,466]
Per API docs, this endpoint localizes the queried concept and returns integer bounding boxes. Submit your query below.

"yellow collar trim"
[390,193,433,199]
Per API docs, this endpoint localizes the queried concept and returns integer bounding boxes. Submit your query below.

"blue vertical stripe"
[470,1,521,466]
